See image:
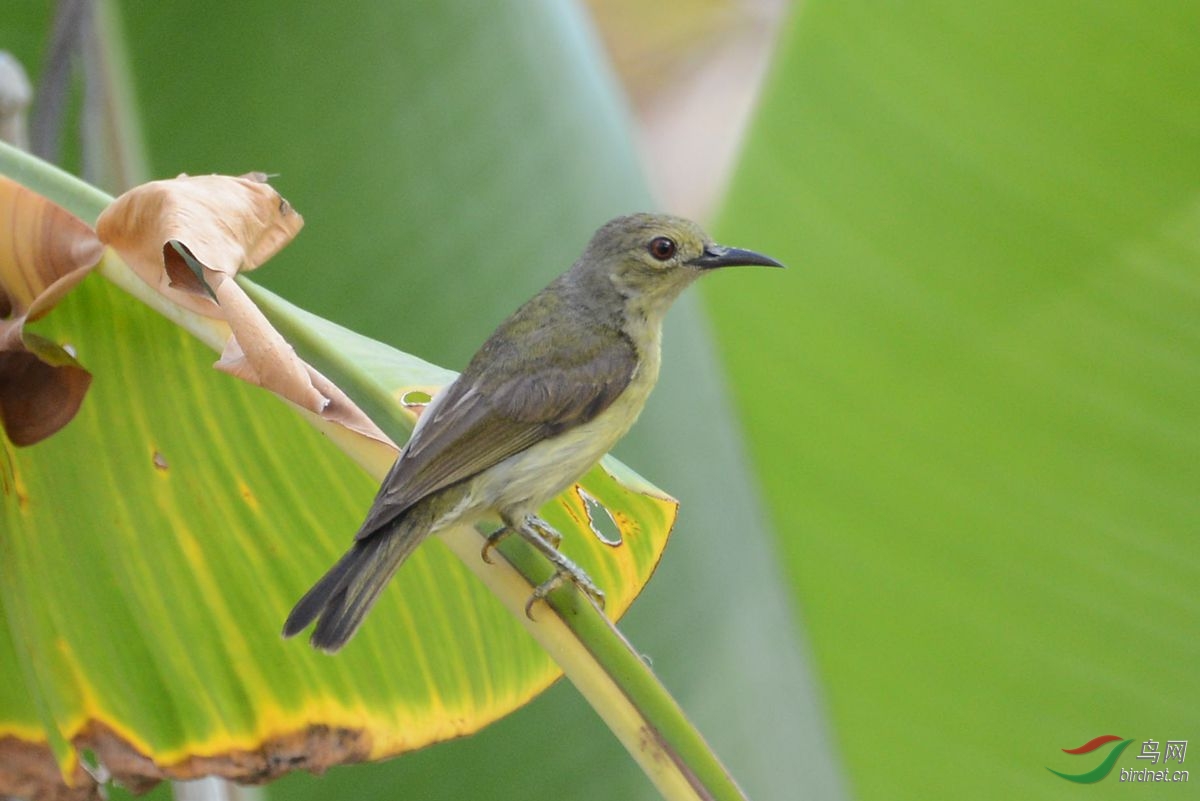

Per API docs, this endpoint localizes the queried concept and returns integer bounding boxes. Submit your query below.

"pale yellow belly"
[443,345,661,527]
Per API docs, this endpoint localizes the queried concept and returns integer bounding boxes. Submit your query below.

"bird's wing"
[354,318,638,540]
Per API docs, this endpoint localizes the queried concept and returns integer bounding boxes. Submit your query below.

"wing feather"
[355,304,636,540]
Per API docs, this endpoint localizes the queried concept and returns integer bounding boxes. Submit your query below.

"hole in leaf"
[401,390,432,407]
[577,486,622,546]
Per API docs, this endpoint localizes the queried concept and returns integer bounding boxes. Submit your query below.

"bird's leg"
[525,515,563,549]
[490,513,605,616]
[480,514,562,564]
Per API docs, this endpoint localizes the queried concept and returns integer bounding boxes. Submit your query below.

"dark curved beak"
[688,244,785,270]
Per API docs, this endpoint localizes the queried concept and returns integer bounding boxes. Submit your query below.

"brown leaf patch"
[0,175,104,446]
[0,722,375,799]
[0,736,99,801]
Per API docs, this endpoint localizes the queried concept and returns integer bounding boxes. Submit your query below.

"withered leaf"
[0,175,104,446]
[96,173,391,447]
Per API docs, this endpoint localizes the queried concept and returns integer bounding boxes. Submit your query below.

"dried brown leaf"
[96,173,390,446]
[96,173,299,316]
[0,175,103,446]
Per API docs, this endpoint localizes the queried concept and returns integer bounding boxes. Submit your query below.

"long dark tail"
[282,522,424,652]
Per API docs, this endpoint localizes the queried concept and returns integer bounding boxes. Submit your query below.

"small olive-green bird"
[283,213,783,651]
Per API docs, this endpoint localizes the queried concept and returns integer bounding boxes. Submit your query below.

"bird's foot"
[481,515,563,564]
[519,516,605,616]
[492,514,604,616]
[524,560,606,617]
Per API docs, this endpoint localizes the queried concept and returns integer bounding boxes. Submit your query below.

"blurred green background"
[4,0,1198,798]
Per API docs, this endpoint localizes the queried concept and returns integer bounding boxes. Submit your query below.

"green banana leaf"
[710,1,1200,798]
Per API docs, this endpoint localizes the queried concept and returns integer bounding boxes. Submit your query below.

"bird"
[283,213,783,651]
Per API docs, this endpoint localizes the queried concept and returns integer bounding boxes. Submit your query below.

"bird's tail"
[282,522,424,652]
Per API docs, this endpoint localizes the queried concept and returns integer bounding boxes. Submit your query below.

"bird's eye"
[648,236,677,261]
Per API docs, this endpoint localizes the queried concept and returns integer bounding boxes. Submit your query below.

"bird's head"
[573,213,784,317]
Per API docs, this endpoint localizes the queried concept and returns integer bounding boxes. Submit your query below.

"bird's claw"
[480,526,511,564]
